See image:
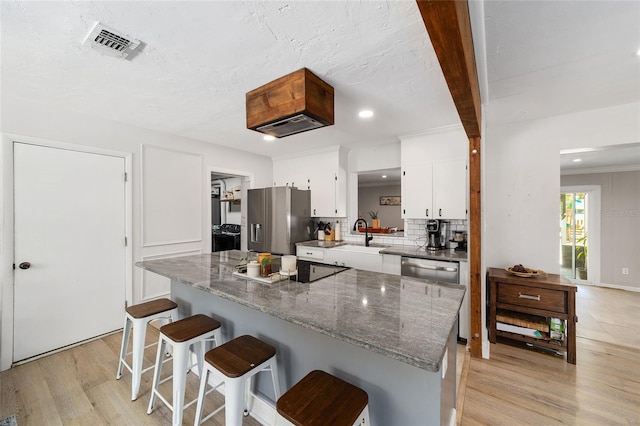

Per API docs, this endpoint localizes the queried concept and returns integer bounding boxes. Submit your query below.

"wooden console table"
[488,268,577,364]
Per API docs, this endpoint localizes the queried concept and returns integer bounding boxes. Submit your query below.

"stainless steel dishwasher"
[401,257,459,283]
[401,257,468,342]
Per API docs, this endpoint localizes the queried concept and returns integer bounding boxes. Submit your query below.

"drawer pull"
[518,292,541,301]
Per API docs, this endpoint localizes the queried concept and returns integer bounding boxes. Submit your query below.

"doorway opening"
[209,170,252,252]
[559,186,600,284]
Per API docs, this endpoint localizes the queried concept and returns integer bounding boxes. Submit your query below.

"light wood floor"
[576,284,640,350]
[2,286,638,425]
[0,328,261,425]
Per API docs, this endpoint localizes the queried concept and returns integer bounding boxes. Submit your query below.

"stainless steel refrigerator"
[248,186,311,255]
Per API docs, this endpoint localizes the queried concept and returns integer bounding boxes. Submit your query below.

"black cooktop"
[296,260,349,283]
[271,259,349,283]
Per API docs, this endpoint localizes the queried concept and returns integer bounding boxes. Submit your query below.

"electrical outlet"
[622,268,629,275]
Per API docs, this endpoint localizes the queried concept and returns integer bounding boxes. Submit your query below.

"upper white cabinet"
[401,162,433,218]
[400,127,468,220]
[273,146,347,217]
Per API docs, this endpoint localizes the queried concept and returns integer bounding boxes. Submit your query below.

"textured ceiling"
[1,1,639,161]
[0,0,458,157]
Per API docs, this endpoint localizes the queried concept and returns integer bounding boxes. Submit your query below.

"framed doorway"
[560,185,601,285]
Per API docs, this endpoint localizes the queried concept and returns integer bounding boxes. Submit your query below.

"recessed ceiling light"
[263,135,276,141]
[573,158,583,162]
[381,175,387,179]
[637,48,640,56]
[359,110,374,118]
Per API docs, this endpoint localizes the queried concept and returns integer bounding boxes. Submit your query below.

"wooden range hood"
[246,68,334,138]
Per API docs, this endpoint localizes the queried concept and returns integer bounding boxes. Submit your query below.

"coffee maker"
[426,219,441,251]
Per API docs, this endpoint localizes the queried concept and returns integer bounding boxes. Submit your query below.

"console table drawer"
[497,283,565,313]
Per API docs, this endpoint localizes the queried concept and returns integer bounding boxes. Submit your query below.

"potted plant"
[259,255,273,277]
[369,210,380,228]
[575,234,588,280]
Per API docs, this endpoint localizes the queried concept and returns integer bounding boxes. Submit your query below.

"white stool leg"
[116,315,131,380]
[225,377,245,426]
[359,405,371,426]
[172,342,189,426]
[193,366,210,426]
[147,337,166,414]
[269,357,281,400]
[130,316,148,400]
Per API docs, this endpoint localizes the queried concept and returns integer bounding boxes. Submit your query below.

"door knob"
[19,262,31,270]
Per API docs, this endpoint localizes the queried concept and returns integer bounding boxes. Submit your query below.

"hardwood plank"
[0,327,261,425]
[461,337,640,425]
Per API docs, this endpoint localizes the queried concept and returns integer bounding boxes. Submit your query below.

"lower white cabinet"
[296,246,325,262]
[382,254,401,275]
[325,249,382,273]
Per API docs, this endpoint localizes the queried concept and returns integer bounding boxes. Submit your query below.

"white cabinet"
[433,160,467,219]
[400,128,468,220]
[325,248,382,273]
[401,163,433,218]
[273,146,346,218]
[296,246,325,262]
[309,169,338,217]
[382,254,401,275]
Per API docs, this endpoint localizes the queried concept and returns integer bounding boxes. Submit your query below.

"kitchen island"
[136,251,465,426]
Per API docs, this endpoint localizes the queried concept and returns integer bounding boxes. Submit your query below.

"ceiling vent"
[246,68,334,138]
[83,22,141,59]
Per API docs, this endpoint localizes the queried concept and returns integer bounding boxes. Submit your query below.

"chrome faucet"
[352,218,373,247]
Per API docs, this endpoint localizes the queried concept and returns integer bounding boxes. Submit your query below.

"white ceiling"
[2,1,639,162]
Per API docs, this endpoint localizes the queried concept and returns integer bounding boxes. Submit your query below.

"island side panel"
[440,319,458,426]
[172,279,445,426]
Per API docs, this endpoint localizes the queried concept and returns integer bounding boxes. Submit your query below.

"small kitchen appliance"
[426,219,441,251]
[438,221,449,250]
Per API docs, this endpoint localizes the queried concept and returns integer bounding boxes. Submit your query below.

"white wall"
[0,98,272,369]
[485,102,640,273]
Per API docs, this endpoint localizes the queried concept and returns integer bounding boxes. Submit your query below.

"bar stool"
[194,335,281,426]
[147,314,222,426]
[276,370,370,426]
[116,298,179,400]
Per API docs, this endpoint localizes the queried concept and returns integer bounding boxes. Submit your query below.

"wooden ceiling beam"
[416,0,483,359]
[416,0,481,138]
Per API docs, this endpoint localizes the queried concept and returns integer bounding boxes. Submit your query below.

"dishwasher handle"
[401,261,458,273]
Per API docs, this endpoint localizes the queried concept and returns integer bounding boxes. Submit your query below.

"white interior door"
[14,142,126,362]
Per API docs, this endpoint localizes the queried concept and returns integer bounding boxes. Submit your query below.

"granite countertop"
[296,240,348,249]
[297,240,468,262]
[380,246,468,262]
[136,251,465,372]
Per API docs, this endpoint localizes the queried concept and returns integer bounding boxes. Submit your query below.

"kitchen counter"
[136,250,463,371]
[380,246,468,262]
[297,239,468,262]
[136,250,464,425]
[295,239,348,249]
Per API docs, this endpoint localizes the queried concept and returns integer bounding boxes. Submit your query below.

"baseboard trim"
[587,282,640,292]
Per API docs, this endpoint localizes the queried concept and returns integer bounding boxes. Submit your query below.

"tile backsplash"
[315,217,467,249]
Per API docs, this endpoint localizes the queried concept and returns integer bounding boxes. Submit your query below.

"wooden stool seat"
[159,314,221,343]
[126,298,177,319]
[204,334,276,378]
[194,335,281,426]
[147,314,223,426]
[277,370,369,426]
